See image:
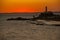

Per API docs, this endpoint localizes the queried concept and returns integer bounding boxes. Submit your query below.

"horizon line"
[0,11,60,13]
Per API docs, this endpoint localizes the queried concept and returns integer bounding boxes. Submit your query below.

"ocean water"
[0,13,60,40]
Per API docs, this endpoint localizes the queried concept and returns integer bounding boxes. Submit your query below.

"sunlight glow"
[0,0,60,13]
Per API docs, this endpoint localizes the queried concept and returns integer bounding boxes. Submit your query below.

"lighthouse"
[45,6,47,12]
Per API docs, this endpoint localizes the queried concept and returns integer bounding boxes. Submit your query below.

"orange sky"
[0,0,60,13]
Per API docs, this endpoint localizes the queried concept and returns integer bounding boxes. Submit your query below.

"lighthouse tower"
[45,6,48,12]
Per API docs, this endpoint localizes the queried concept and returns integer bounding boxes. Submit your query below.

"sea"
[0,13,60,40]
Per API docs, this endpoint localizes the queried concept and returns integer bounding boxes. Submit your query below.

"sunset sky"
[0,0,60,13]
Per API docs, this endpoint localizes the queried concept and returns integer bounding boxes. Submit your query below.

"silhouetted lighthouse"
[45,6,47,12]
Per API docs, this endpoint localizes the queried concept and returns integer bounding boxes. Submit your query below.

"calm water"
[0,13,60,40]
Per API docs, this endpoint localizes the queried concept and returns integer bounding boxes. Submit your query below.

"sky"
[0,0,60,13]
